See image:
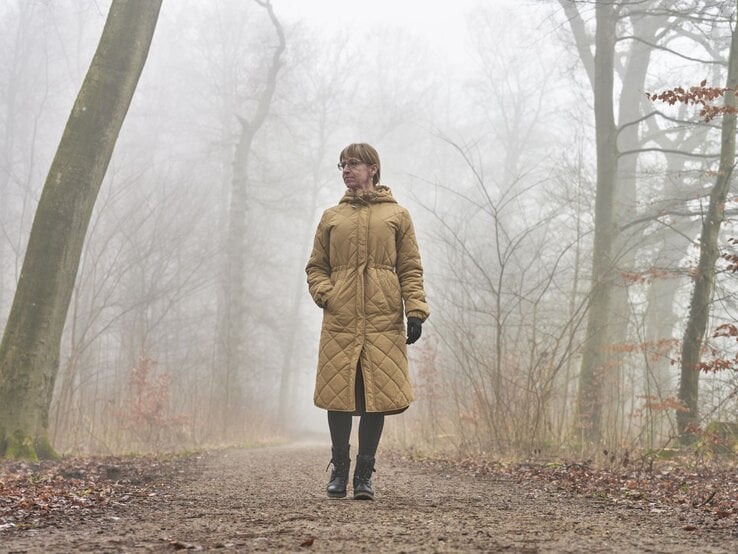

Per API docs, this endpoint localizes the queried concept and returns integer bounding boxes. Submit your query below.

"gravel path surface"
[3,443,736,553]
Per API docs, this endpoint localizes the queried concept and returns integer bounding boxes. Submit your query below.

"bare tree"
[218,0,285,436]
[416,133,586,453]
[678,5,738,443]
[557,0,729,445]
[559,0,619,444]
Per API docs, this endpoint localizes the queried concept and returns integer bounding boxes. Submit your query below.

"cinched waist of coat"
[331,264,395,273]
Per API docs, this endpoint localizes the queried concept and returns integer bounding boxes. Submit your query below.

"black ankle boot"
[326,446,350,498]
[353,454,376,500]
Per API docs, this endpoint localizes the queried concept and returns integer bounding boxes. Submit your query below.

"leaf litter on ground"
[0,454,186,532]
[396,451,738,537]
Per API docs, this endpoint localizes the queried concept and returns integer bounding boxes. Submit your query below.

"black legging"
[328,410,385,456]
[327,363,385,456]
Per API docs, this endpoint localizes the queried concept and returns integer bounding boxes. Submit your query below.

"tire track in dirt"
[3,443,735,553]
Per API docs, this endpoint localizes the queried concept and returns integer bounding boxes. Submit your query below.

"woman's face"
[340,158,376,191]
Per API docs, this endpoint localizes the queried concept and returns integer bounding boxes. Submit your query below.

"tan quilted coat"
[306,186,429,413]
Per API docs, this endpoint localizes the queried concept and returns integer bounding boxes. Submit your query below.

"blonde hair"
[340,143,381,185]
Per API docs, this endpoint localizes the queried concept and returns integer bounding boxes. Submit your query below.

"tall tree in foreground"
[0,0,163,460]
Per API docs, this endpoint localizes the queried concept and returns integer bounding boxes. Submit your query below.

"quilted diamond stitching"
[310,192,425,412]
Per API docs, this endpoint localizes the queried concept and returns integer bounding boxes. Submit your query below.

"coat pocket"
[325,269,350,314]
[377,269,402,315]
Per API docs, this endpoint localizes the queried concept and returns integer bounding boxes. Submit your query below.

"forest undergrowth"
[395,447,738,537]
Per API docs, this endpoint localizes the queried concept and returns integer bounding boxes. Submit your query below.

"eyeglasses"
[337,159,367,171]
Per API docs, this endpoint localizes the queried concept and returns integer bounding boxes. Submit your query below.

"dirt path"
[3,443,736,553]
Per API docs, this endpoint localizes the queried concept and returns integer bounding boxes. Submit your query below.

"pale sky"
[274,0,520,66]
[276,0,492,27]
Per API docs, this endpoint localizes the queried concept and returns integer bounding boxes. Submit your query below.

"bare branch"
[618,147,720,159]
[616,35,726,65]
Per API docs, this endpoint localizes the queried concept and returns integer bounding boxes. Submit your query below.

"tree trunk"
[0,0,162,460]
[574,2,619,444]
[677,11,738,444]
[642,151,703,445]
[219,0,285,436]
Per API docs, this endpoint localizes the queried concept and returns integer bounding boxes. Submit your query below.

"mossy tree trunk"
[677,8,738,445]
[0,0,162,460]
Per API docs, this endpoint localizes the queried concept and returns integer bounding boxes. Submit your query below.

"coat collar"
[339,185,397,205]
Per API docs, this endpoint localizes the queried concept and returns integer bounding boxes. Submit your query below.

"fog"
[1,0,737,456]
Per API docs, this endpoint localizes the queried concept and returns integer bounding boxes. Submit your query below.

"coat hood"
[339,185,397,205]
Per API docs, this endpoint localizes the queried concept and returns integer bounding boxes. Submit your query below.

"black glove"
[406,317,422,345]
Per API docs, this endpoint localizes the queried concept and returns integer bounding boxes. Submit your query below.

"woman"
[306,143,429,500]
